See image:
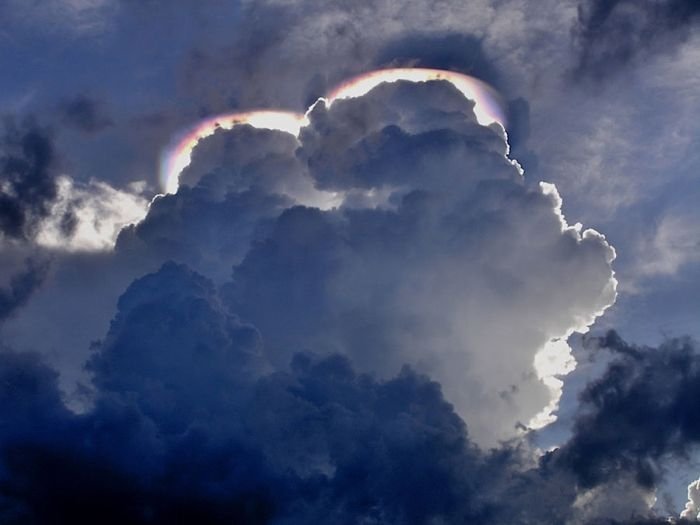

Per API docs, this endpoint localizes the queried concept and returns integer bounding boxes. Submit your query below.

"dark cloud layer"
[0,259,695,524]
[0,120,61,240]
[574,0,700,78]
[555,331,700,490]
[0,263,490,524]
[0,42,693,522]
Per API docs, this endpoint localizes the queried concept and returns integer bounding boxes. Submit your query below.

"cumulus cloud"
[0,75,635,522]
[3,79,617,446]
[682,478,700,520]
[0,78,620,463]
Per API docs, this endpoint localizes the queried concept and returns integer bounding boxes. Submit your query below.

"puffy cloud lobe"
[87,262,265,433]
[301,81,511,193]
[116,186,290,283]
[0,78,625,520]
[574,0,700,78]
[177,125,305,195]
[682,478,700,520]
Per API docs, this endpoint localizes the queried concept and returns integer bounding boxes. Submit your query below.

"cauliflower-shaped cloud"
[119,79,617,444]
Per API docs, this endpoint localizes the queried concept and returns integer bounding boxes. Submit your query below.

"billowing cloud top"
[117,75,616,445]
[159,68,507,197]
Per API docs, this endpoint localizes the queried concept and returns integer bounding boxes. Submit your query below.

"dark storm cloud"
[0,74,638,524]
[0,261,694,524]
[0,258,49,324]
[0,262,497,524]
[552,331,700,490]
[35,80,610,447]
[573,0,700,78]
[0,119,61,240]
[58,95,114,134]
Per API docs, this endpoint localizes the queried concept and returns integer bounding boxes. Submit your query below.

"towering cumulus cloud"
[222,80,616,443]
[121,79,617,444]
[0,78,627,523]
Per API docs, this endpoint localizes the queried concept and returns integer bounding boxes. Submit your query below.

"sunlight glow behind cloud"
[160,68,507,195]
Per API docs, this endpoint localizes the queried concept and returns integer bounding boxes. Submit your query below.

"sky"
[0,0,699,523]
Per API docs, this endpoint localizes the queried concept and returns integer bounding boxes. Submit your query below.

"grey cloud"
[0,119,62,241]
[217,80,617,445]
[59,95,114,134]
[374,32,503,87]
[0,258,49,324]
[573,0,700,79]
[553,331,700,489]
[0,261,693,524]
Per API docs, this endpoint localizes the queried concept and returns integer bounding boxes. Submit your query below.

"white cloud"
[570,476,657,525]
[681,478,700,521]
[35,176,149,252]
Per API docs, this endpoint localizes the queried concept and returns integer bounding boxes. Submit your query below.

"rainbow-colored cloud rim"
[160,68,507,195]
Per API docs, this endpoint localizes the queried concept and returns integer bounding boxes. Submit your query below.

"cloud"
[1,78,616,446]
[374,33,503,88]
[0,115,148,252]
[682,478,700,520]
[633,212,700,281]
[219,80,616,444]
[0,0,118,37]
[87,261,266,432]
[552,331,700,494]
[0,258,49,324]
[35,176,149,252]
[0,262,495,524]
[0,119,60,241]
[59,95,114,134]
[573,0,700,79]
[0,262,694,524]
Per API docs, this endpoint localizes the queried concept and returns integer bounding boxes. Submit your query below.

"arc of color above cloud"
[326,68,507,128]
[160,111,308,195]
[160,69,506,194]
